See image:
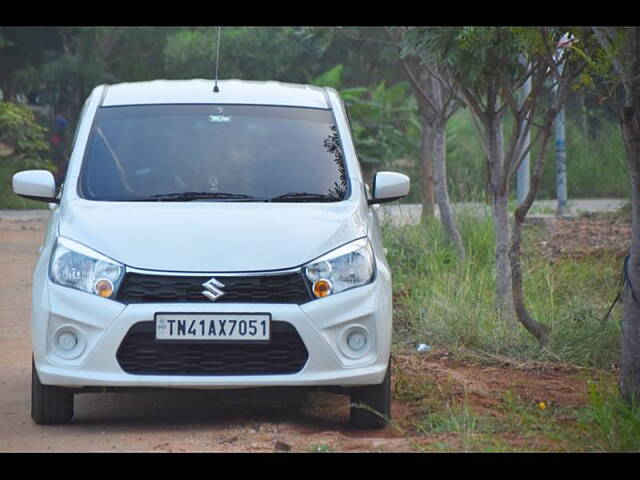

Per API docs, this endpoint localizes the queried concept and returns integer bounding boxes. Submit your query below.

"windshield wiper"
[147,191,258,202]
[267,192,342,202]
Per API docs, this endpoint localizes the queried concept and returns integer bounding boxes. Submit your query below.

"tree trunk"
[493,191,513,315]
[508,110,557,345]
[432,119,465,262]
[487,115,514,315]
[419,114,436,222]
[620,105,640,404]
[510,216,550,345]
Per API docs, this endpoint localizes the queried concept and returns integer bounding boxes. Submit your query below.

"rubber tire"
[349,362,391,429]
[31,358,74,425]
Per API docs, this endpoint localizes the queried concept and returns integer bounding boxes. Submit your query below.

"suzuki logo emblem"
[202,277,226,302]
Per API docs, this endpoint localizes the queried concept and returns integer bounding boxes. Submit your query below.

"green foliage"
[293,27,336,60]
[5,27,179,118]
[401,27,535,92]
[295,27,404,88]
[444,109,486,201]
[0,101,53,209]
[540,117,629,199]
[345,80,420,168]
[164,27,312,83]
[163,29,215,79]
[309,64,344,89]
[0,101,50,166]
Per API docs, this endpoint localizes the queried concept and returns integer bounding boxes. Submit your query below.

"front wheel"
[31,358,74,425]
[349,361,391,429]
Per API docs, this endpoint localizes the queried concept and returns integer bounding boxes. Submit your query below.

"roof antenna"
[213,26,222,93]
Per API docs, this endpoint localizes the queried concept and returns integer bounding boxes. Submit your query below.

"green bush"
[0,101,53,209]
[0,101,50,165]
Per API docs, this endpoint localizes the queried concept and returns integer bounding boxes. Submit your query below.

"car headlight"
[304,238,374,298]
[49,237,125,299]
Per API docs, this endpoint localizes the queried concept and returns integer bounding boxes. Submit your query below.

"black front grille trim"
[116,271,313,304]
[116,321,309,376]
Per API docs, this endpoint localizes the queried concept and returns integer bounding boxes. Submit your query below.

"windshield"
[78,105,349,202]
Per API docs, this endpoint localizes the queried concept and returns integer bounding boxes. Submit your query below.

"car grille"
[116,321,308,376]
[116,271,312,304]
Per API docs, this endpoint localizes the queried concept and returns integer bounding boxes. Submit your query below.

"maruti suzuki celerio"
[13,79,410,428]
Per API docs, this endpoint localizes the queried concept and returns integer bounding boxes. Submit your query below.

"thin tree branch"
[400,57,438,113]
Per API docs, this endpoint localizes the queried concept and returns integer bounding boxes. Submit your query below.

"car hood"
[58,199,368,272]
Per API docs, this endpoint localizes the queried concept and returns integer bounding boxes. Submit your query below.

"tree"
[0,27,62,101]
[394,27,465,261]
[4,27,181,119]
[163,27,317,83]
[592,27,640,404]
[404,27,591,342]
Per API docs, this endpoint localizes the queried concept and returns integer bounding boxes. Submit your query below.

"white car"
[13,79,410,428]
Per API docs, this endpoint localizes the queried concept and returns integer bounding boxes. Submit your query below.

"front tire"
[349,361,391,429]
[31,358,74,425]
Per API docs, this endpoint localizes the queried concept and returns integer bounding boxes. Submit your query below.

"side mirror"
[12,170,58,203]
[368,171,410,205]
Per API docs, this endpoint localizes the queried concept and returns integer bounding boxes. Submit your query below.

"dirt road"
[0,215,604,452]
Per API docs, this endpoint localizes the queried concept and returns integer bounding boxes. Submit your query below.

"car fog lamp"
[313,279,332,298]
[57,331,78,352]
[347,330,367,352]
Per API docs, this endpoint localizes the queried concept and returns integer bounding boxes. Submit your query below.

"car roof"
[101,79,330,109]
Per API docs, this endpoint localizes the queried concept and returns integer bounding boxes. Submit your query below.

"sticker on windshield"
[208,115,231,123]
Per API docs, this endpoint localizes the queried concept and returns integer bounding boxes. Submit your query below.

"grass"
[577,380,640,452]
[417,402,505,435]
[383,205,639,451]
[384,211,623,368]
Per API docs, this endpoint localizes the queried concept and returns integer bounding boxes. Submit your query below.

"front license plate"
[155,313,271,342]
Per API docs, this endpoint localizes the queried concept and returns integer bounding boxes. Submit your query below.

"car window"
[78,104,349,202]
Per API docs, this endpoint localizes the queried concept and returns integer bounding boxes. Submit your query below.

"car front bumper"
[33,272,392,390]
